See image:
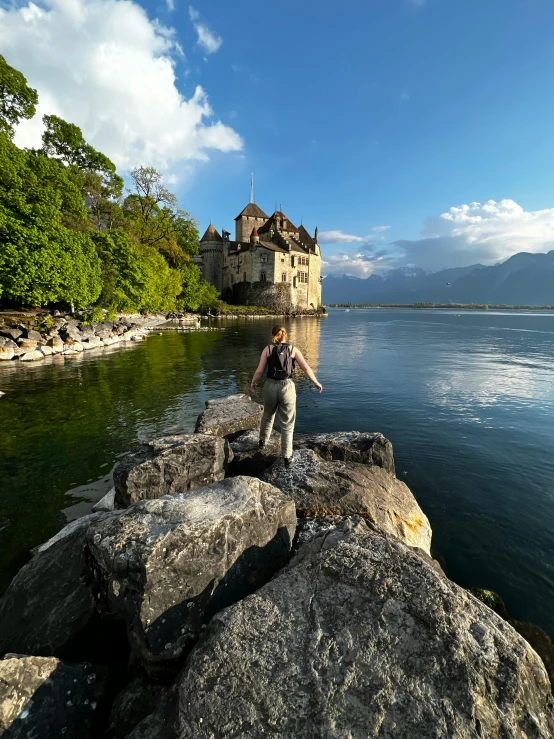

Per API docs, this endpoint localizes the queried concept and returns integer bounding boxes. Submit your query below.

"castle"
[196,200,322,311]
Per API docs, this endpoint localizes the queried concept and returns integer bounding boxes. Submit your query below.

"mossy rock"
[468,587,554,687]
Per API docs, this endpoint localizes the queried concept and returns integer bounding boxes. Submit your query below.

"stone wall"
[235,215,267,242]
[224,281,293,313]
[199,241,223,293]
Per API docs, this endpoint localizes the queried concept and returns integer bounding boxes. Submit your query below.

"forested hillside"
[0,55,217,313]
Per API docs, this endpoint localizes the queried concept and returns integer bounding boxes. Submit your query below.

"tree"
[0,54,38,137]
[0,132,101,307]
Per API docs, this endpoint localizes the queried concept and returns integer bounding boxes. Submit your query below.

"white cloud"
[318,230,367,244]
[166,0,175,11]
[394,199,554,270]
[189,6,222,54]
[372,225,390,232]
[1,0,241,171]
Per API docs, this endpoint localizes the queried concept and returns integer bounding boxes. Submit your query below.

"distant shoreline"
[325,304,554,311]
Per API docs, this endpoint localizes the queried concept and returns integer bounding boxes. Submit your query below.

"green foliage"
[0,58,215,314]
[0,55,38,137]
[0,133,101,307]
[81,306,106,325]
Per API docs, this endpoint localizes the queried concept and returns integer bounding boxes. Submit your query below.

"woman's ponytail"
[271,325,288,344]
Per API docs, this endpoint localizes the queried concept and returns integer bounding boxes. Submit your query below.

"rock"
[469,587,554,687]
[0,336,16,360]
[63,341,84,353]
[263,448,432,553]
[227,429,280,477]
[107,673,168,738]
[0,654,107,739]
[60,323,83,342]
[16,337,38,351]
[23,328,43,341]
[175,518,554,739]
[86,476,296,675]
[113,434,233,508]
[81,337,104,349]
[0,512,119,661]
[0,328,22,341]
[40,345,54,356]
[92,488,116,512]
[47,335,64,353]
[295,430,395,475]
[19,350,44,361]
[194,394,263,438]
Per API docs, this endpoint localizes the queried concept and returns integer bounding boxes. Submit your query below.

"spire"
[250,227,259,244]
[314,226,319,242]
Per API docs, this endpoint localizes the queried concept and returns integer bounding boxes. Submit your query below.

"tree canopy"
[0,57,216,313]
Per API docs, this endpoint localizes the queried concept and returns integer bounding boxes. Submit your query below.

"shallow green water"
[1,310,554,638]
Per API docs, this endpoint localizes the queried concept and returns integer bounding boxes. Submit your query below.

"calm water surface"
[1,309,554,637]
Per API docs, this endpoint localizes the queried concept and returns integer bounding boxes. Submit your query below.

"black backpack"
[267,343,295,380]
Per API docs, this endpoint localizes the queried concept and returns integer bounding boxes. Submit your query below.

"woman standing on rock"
[250,325,323,467]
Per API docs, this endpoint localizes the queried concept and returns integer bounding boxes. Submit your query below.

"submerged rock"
[295,430,395,475]
[194,394,263,438]
[19,350,44,361]
[113,434,233,508]
[175,518,554,739]
[0,654,107,739]
[263,448,432,553]
[86,476,296,676]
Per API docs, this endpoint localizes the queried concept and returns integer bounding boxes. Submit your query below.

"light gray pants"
[260,378,296,458]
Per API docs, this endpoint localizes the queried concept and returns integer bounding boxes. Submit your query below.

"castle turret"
[198,223,224,293]
[250,227,260,244]
[234,203,269,242]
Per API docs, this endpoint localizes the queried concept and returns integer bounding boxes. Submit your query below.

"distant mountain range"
[322,251,554,306]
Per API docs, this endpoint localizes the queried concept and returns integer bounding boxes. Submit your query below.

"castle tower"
[250,227,260,244]
[198,223,224,294]
[234,203,269,242]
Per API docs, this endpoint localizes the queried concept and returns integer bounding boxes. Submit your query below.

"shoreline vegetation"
[326,302,554,310]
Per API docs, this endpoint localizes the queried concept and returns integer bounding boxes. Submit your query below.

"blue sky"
[4,0,554,275]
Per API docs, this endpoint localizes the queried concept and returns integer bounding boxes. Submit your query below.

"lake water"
[1,309,554,638]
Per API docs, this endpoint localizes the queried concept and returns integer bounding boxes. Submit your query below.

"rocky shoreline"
[0,313,218,364]
[0,394,553,737]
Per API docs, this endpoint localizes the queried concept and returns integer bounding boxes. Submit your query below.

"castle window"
[298,271,308,283]
[281,257,285,262]
[261,255,267,262]
[282,273,287,282]
[261,271,266,281]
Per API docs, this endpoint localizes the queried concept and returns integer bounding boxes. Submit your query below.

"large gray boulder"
[0,336,17,360]
[0,654,107,739]
[113,434,233,508]
[227,429,280,478]
[295,430,395,475]
[0,328,22,341]
[175,518,554,739]
[107,672,168,738]
[86,476,296,676]
[0,513,114,660]
[194,394,263,438]
[263,448,432,553]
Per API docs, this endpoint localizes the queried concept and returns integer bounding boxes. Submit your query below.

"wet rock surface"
[86,476,296,676]
[0,654,107,739]
[263,448,432,553]
[194,394,263,438]
[113,434,232,508]
[175,518,554,739]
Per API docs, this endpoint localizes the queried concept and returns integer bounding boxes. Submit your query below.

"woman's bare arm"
[293,349,323,392]
[250,348,269,393]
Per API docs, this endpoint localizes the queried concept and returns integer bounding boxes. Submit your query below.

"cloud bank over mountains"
[321,199,554,277]
[0,0,242,171]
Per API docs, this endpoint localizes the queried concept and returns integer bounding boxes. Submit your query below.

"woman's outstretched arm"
[250,348,269,394]
[294,349,323,392]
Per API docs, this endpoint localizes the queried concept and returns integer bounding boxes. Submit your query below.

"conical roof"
[234,203,268,220]
[200,223,223,242]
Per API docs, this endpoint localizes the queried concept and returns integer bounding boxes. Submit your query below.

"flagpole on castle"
[250,173,254,204]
